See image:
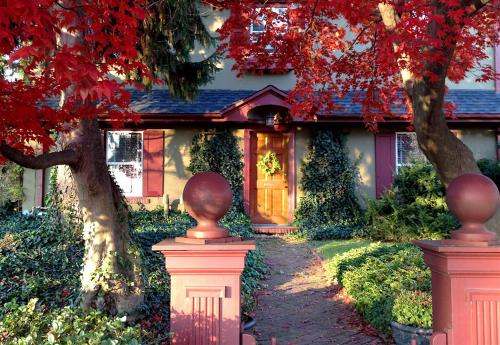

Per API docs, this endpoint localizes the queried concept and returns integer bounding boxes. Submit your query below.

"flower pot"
[390,321,432,345]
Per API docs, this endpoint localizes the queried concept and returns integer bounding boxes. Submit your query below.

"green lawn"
[311,239,373,283]
[312,239,372,259]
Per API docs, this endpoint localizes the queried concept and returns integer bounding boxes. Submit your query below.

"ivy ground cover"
[0,208,266,344]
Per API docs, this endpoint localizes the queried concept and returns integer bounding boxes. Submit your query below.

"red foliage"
[206,0,499,129]
[0,0,151,159]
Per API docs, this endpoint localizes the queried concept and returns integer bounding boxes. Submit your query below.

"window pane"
[107,132,142,164]
[396,133,426,167]
[106,132,143,196]
[108,164,142,195]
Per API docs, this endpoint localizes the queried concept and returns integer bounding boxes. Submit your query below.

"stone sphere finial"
[183,172,233,239]
[446,173,499,242]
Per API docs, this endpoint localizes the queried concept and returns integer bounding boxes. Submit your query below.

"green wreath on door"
[257,151,281,176]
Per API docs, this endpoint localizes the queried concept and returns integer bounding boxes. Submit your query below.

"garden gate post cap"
[446,173,499,242]
[183,172,232,239]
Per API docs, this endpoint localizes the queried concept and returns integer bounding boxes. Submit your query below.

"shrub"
[295,130,361,239]
[188,130,244,212]
[0,210,83,313]
[325,242,409,285]
[0,162,23,213]
[365,162,459,241]
[478,158,500,189]
[1,207,267,340]
[392,290,432,329]
[341,245,431,332]
[0,299,142,344]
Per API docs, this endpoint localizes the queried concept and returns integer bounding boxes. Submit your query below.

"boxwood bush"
[328,243,432,333]
[392,290,432,329]
[364,162,459,241]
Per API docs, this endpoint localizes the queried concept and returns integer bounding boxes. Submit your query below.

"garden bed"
[313,240,432,335]
[0,207,267,343]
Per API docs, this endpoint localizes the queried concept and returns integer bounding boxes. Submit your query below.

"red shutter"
[143,131,164,197]
[375,133,396,197]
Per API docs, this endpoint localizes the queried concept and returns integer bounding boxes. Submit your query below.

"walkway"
[252,237,386,345]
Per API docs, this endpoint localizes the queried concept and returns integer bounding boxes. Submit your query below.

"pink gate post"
[153,172,257,345]
[415,173,500,345]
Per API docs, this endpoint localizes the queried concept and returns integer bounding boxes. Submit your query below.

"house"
[22,5,500,226]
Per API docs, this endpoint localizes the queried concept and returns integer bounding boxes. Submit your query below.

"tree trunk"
[68,118,143,317]
[407,79,500,234]
[408,80,480,184]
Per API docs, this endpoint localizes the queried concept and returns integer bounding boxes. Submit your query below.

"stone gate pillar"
[415,173,500,345]
[153,172,256,345]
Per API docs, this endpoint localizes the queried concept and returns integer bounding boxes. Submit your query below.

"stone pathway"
[252,237,386,345]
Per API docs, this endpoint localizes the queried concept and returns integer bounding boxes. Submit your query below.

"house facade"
[22,5,500,225]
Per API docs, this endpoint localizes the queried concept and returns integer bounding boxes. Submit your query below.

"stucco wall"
[162,128,198,210]
[346,129,376,203]
[22,169,37,211]
[455,128,497,160]
[294,127,310,202]
[193,4,297,91]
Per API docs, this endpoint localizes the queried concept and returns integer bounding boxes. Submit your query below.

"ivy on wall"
[295,129,361,239]
[188,129,244,212]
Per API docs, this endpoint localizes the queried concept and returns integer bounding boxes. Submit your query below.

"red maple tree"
[0,0,149,315]
[209,0,499,193]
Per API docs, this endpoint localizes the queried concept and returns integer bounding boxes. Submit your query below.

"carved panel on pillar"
[467,289,500,345]
[186,286,225,345]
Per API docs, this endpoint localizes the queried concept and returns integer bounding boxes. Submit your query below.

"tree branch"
[463,0,492,15]
[0,142,79,169]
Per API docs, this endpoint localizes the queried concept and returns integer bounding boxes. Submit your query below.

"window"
[106,131,143,196]
[395,132,426,173]
[249,7,288,51]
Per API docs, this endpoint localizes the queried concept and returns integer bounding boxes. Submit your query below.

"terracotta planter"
[390,321,432,345]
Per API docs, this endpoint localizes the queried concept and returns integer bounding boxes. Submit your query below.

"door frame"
[243,128,296,224]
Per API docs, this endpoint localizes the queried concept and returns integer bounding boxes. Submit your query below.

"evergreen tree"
[188,130,244,212]
[296,130,360,230]
[140,0,220,100]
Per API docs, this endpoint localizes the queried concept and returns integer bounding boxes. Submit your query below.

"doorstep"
[252,224,300,234]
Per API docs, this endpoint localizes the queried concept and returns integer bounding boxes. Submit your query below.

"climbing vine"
[188,129,244,212]
[296,129,361,239]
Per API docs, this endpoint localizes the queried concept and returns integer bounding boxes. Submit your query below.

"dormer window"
[249,7,288,52]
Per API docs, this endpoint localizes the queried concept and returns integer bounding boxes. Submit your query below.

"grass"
[311,239,373,282]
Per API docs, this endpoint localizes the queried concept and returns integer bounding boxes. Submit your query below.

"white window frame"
[106,131,144,197]
[395,132,426,173]
[249,7,288,51]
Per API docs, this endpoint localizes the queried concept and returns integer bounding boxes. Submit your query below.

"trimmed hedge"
[326,242,432,333]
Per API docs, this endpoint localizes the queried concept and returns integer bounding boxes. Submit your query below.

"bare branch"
[0,142,79,169]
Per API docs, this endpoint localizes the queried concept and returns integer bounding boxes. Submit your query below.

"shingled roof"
[128,88,500,115]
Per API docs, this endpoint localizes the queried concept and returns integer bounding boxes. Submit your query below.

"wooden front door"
[250,132,289,224]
